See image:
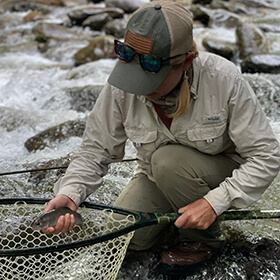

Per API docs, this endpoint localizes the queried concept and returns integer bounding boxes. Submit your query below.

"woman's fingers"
[43,214,76,234]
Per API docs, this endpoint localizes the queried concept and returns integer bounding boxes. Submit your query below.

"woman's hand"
[174,198,217,230]
[43,195,77,234]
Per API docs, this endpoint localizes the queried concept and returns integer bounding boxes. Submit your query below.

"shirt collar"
[190,55,200,100]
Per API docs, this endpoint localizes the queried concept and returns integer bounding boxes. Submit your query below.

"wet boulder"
[0,0,64,13]
[210,9,242,29]
[74,35,116,65]
[210,0,249,15]
[241,54,280,74]
[236,22,268,59]
[63,0,88,7]
[0,13,23,29]
[237,0,280,9]
[67,6,124,26]
[105,0,147,14]
[24,119,86,152]
[104,18,127,38]
[202,37,238,61]
[66,85,104,112]
[25,156,71,187]
[82,13,112,31]
[23,11,48,22]
[253,16,280,33]
[32,22,82,42]
[190,5,212,26]
[192,0,212,4]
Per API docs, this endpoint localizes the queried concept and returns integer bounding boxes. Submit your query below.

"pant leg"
[151,144,240,248]
[114,173,173,250]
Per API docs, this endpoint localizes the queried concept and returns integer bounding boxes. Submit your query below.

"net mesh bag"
[0,201,135,280]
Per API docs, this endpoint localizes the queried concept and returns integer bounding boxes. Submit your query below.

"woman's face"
[146,64,184,101]
[146,53,194,101]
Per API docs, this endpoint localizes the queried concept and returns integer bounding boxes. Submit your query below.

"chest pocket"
[187,122,229,155]
[125,128,157,162]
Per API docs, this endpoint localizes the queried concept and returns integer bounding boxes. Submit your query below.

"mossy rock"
[74,35,115,65]
[24,119,86,152]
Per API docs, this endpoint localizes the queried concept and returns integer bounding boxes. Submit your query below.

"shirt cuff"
[55,184,87,207]
[204,185,231,216]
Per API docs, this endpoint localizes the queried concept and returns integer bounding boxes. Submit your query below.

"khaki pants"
[114,145,239,250]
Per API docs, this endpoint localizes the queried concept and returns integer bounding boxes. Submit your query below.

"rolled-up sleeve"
[54,83,127,206]
[204,74,280,215]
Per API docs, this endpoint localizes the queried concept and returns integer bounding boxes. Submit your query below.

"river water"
[0,1,279,279]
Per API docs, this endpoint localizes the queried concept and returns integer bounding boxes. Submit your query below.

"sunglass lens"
[115,41,134,62]
[140,55,161,73]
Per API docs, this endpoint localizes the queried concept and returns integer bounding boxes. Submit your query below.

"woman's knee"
[151,145,181,179]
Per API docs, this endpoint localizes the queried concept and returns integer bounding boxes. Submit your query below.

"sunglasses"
[114,40,184,74]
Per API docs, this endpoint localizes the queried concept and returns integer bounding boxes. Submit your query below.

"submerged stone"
[66,85,104,112]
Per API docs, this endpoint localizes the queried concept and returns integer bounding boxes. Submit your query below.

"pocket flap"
[125,128,157,144]
[187,123,227,141]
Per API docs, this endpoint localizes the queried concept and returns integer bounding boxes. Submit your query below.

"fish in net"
[0,200,135,280]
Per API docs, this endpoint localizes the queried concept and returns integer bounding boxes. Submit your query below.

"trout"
[31,207,83,230]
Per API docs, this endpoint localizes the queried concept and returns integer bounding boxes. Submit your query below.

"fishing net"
[0,200,135,280]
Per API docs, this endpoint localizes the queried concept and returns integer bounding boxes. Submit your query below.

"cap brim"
[108,60,172,96]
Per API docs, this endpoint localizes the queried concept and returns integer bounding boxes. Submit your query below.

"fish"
[31,207,83,230]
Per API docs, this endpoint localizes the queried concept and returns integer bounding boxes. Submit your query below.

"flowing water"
[0,1,279,279]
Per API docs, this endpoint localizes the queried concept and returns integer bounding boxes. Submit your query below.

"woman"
[43,1,280,266]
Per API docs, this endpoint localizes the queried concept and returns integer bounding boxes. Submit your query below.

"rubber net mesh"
[0,202,135,280]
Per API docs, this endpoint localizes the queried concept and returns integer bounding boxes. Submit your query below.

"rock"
[104,18,127,38]
[210,9,242,29]
[241,54,280,74]
[0,0,64,13]
[234,0,279,9]
[74,35,116,65]
[24,119,86,152]
[68,6,124,26]
[105,0,147,13]
[66,85,104,112]
[210,0,249,15]
[25,156,71,186]
[32,22,82,42]
[202,37,238,61]
[190,5,212,26]
[253,16,280,33]
[0,13,23,29]
[23,11,47,22]
[63,0,88,7]
[192,0,212,4]
[236,22,268,58]
[244,73,280,120]
[82,13,112,31]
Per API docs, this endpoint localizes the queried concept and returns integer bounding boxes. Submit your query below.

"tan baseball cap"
[108,1,193,95]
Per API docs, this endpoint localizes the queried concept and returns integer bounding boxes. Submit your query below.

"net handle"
[0,198,279,256]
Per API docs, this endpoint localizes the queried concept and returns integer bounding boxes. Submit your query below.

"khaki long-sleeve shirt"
[54,52,280,216]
